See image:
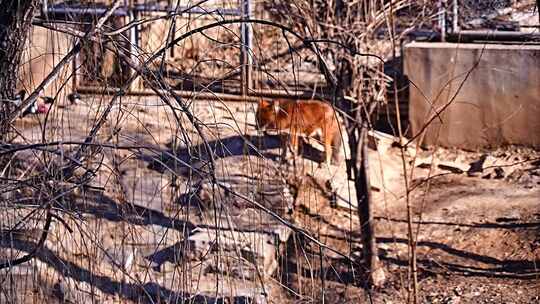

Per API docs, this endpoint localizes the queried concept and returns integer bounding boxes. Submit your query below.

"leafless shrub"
[2,1,537,303]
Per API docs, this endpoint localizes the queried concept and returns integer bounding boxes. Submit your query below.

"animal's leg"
[290,132,300,162]
[280,134,289,163]
[330,129,342,165]
[321,127,333,168]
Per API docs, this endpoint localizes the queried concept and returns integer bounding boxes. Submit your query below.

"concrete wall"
[404,42,540,149]
[18,26,74,101]
[18,13,240,96]
[138,12,239,80]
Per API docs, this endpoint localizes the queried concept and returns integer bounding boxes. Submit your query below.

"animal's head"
[256,99,280,130]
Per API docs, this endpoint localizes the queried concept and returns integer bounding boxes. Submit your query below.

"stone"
[494,167,505,179]
[467,154,488,177]
[438,164,465,174]
[185,228,280,278]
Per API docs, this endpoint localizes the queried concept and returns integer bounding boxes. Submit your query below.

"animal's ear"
[272,101,280,113]
[259,99,269,107]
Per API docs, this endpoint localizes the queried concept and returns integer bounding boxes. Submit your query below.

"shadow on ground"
[138,134,327,176]
[0,238,254,304]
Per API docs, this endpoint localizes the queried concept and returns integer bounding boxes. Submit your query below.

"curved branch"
[0,204,53,269]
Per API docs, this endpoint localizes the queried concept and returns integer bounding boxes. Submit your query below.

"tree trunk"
[354,122,385,287]
[344,99,384,287]
[0,0,38,139]
[336,57,385,287]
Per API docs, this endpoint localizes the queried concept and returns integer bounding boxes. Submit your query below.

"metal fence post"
[452,0,459,33]
[240,0,252,96]
[438,0,447,42]
[128,0,141,91]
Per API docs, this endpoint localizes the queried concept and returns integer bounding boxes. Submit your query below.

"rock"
[371,267,387,287]
[103,246,138,272]
[417,163,432,169]
[252,293,269,304]
[184,228,281,279]
[367,130,398,152]
[67,92,81,105]
[196,174,293,216]
[482,166,505,179]
[52,278,97,304]
[205,256,258,280]
[467,154,488,177]
[506,169,535,188]
[494,167,505,179]
[438,164,465,174]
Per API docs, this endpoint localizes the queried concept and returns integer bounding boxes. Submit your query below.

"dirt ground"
[289,144,540,303]
[1,96,539,303]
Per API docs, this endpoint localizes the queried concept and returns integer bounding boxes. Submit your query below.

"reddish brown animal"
[256,99,342,167]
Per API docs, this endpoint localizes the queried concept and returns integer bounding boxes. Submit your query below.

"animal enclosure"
[2,1,540,304]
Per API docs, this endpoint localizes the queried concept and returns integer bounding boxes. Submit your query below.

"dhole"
[256,99,342,167]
